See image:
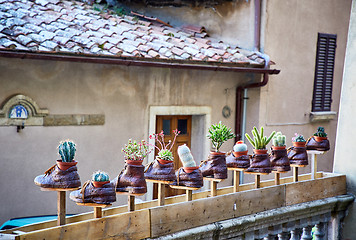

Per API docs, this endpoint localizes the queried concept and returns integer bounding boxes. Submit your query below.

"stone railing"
[149,195,354,240]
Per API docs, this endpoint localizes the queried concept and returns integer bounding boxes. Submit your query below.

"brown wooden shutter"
[312,33,337,112]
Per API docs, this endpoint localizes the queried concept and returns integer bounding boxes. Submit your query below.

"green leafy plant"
[122,139,151,161]
[292,133,306,142]
[272,132,286,146]
[150,130,180,161]
[314,127,327,137]
[92,170,109,182]
[58,140,76,162]
[207,121,235,152]
[245,127,276,149]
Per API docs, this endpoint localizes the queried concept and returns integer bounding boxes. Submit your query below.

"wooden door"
[153,115,192,198]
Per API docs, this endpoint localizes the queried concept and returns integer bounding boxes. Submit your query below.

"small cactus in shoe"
[178,144,196,167]
[92,170,110,182]
[245,126,276,150]
[314,127,327,138]
[292,133,306,142]
[272,132,286,147]
[233,141,248,152]
[58,140,76,162]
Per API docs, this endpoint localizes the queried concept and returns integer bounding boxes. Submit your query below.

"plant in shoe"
[288,133,308,166]
[226,141,250,169]
[272,132,286,150]
[122,139,151,164]
[92,170,110,188]
[306,127,330,151]
[178,144,198,172]
[270,132,290,172]
[57,140,77,171]
[292,133,306,147]
[245,126,276,154]
[149,129,180,164]
[233,141,248,157]
[207,121,235,152]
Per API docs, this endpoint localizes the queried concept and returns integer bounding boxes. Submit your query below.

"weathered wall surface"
[0,57,249,225]
[334,0,356,237]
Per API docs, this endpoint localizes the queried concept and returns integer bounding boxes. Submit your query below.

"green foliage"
[245,127,276,149]
[122,139,151,161]
[207,121,235,152]
[166,33,175,37]
[158,149,173,161]
[272,132,286,146]
[292,133,306,142]
[314,126,327,137]
[92,170,109,182]
[58,140,76,162]
[113,6,126,17]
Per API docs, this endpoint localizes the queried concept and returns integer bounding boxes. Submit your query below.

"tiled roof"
[0,0,266,66]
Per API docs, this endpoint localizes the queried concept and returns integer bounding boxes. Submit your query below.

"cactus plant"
[272,132,286,147]
[150,129,180,161]
[92,170,109,182]
[207,121,235,152]
[245,126,276,149]
[58,140,76,162]
[122,139,151,161]
[314,127,327,137]
[233,141,248,152]
[177,144,196,167]
[292,133,306,142]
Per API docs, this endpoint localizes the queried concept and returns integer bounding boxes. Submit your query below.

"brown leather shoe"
[70,180,116,204]
[288,146,308,166]
[199,152,227,179]
[144,159,176,182]
[34,164,81,189]
[113,163,147,194]
[226,152,250,169]
[245,153,272,173]
[171,167,203,188]
[270,148,290,172]
[306,136,330,151]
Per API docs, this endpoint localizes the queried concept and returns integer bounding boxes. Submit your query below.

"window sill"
[310,111,337,122]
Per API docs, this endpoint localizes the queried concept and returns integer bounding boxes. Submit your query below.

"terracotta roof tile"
[0,0,267,67]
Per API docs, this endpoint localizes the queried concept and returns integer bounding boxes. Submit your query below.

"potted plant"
[233,140,248,157]
[270,132,290,172]
[272,132,286,150]
[122,139,151,165]
[292,133,306,147]
[200,121,234,179]
[92,170,110,188]
[245,127,276,154]
[313,126,328,142]
[306,127,330,151]
[57,140,77,171]
[150,129,180,164]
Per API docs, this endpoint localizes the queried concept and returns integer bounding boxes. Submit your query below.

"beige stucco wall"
[0,57,253,225]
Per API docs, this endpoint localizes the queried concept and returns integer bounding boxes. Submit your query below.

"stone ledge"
[310,111,337,122]
[43,114,105,126]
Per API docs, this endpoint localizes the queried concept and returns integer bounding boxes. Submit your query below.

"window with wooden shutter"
[312,33,337,112]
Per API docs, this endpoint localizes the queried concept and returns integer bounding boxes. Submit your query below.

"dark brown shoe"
[226,152,250,169]
[288,146,308,166]
[171,167,203,188]
[199,152,227,179]
[144,159,176,182]
[270,148,290,172]
[306,136,330,151]
[34,164,81,189]
[70,180,116,204]
[113,163,147,194]
[245,153,271,173]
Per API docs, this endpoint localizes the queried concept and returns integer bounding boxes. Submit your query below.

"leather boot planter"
[34,140,81,189]
[171,144,203,188]
[270,132,290,172]
[226,141,249,169]
[245,126,276,174]
[306,127,330,151]
[288,134,308,166]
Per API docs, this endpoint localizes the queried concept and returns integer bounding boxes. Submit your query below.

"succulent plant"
[92,170,109,182]
[150,129,180,161]
[314,127,327,137]
[207,121,235,152]
[122,139,151,161]
[177,144,196,167]
[272,132,286,147]
[233,141,248,152]
[245,126,276,149]
[58,140,76,162]
[292,133,306,142]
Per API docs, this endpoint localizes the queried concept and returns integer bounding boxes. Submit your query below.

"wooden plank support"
[211,181,217,197]
[128,195,135,212]
[186,190,192,201]
[57,191,66,226]
[274,173,280,185]
[158,182,165,206]
[255,175,260,189]
[311,153,317,179]
[94,207,102,218]
[233,170,240,192]
[293,166,298,182]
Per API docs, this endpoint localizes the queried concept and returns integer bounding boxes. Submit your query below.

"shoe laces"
[44,164,57,176]
[80,180,91,202]
[144,161,154,173]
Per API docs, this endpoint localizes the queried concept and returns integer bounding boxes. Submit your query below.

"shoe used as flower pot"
[306,136,330,151]
[287,146,309,166]
[171,167,203,188]
[70,180,116,205]
[34,163,81,189]
[113,162,147,194]
[245,151,271,174]
[226,152,250,169]
[144,159,176,182]
[199,152,227,179]
[270,147,290,172]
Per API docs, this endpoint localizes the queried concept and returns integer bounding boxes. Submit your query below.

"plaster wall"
[334,0,356,237]
[0,57,251,225]
[258,0,351,177]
